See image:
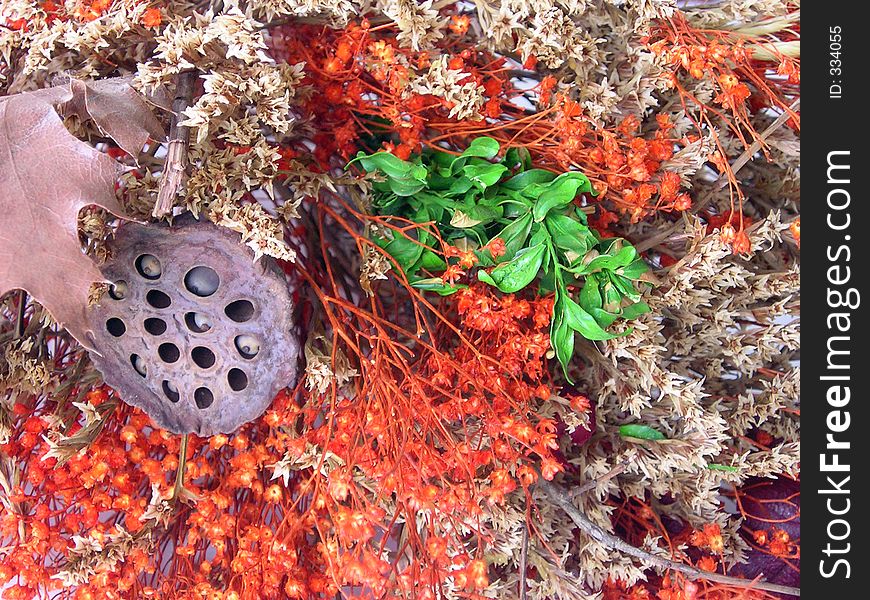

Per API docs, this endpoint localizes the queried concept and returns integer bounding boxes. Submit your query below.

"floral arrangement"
[0,1,799,599]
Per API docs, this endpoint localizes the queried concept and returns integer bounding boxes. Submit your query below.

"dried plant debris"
[0,77,162,349]
[0,1,798,599]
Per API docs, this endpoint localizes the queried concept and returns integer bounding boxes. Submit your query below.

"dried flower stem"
[519,521,529,600]
[14,291,26,338]
[538,479,801,597]
[153,71,196,218]
[172,433,189,500]
[715,99,801,190]
[569,461,630,498]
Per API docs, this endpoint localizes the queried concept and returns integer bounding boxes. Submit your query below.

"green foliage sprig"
[350,138,651,379]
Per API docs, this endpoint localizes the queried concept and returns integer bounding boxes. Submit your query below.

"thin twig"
[715,99,800,190]
[14,290,26,338]
[518,521,529,600]
[172,433,190,500]
[635,204,709,254]
[153,71,196,218]
[538,479,800,597]
[636,99,799,254]
[569,461,630,498]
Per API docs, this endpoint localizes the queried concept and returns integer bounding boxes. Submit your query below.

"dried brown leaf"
[0,78,163,349]
[62,77,165,161]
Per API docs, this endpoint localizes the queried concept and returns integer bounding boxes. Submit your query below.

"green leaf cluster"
[350,138,652,379]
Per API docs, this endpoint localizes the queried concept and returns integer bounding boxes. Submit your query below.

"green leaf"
[428,172,457,191]
[463,163,508,188]
[538,268,557,294]
[448,177,475,195]
[478,242,546,293]
[495,212,534,258]
[572,205,590,225]
[448,140,500,175]
[562,295,618,341]
[618,424,666,441]
[384,235,424,272]
[387,177,427,197]
[707,464,739,472]
[544,213,594,260]
[465,203,503,225]
[619,258,650,280]
[532,173,593,222]
[550,297,575,380]
[578,274,602,311]
[502,169,557,191]
[351,152,413,180]
[528,222,551,247]
[572,245,638,275]
[620,301,650,320]
[504,146,532,171]
[418,250,447,271]
[608,273,643,303]
[587,307,619,328]
[460,137,500,160]
[372,192,406,213]
[429,150,454,170]
[412,278,466,295]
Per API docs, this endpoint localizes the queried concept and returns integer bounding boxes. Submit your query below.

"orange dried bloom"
[264,484,283,503]
[449,14,470,35]
[789,218,800,246]
[141,7,162,28]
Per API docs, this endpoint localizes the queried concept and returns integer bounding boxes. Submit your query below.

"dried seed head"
[87,217,300,435]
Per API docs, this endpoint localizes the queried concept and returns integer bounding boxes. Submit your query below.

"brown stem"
[14,290,26,338]
[569,461,629,498]
[714,99,800,190]
[538,479,800,597]
[518,521,529,600]
[172,433,189,500]
[635,99,798,255]
[153,71,196,218]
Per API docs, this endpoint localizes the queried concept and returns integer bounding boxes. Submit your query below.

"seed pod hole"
[144,317,167,336]
[191,346,216,369]
[108,281,128,300]
[162,380,180,403]
[194,387,214,409]
[234,334,260,359]
[146,290,172,309]
[184,266,220,297]
[131,354,147,377]
[225,300,255,323]
[185,312,212,333]
[106,318,126,337]
[227,368,248,392]
[135,254,162,280]
[158,342,180,363]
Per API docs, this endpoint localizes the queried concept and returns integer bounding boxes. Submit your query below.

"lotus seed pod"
[87,217,300,436]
